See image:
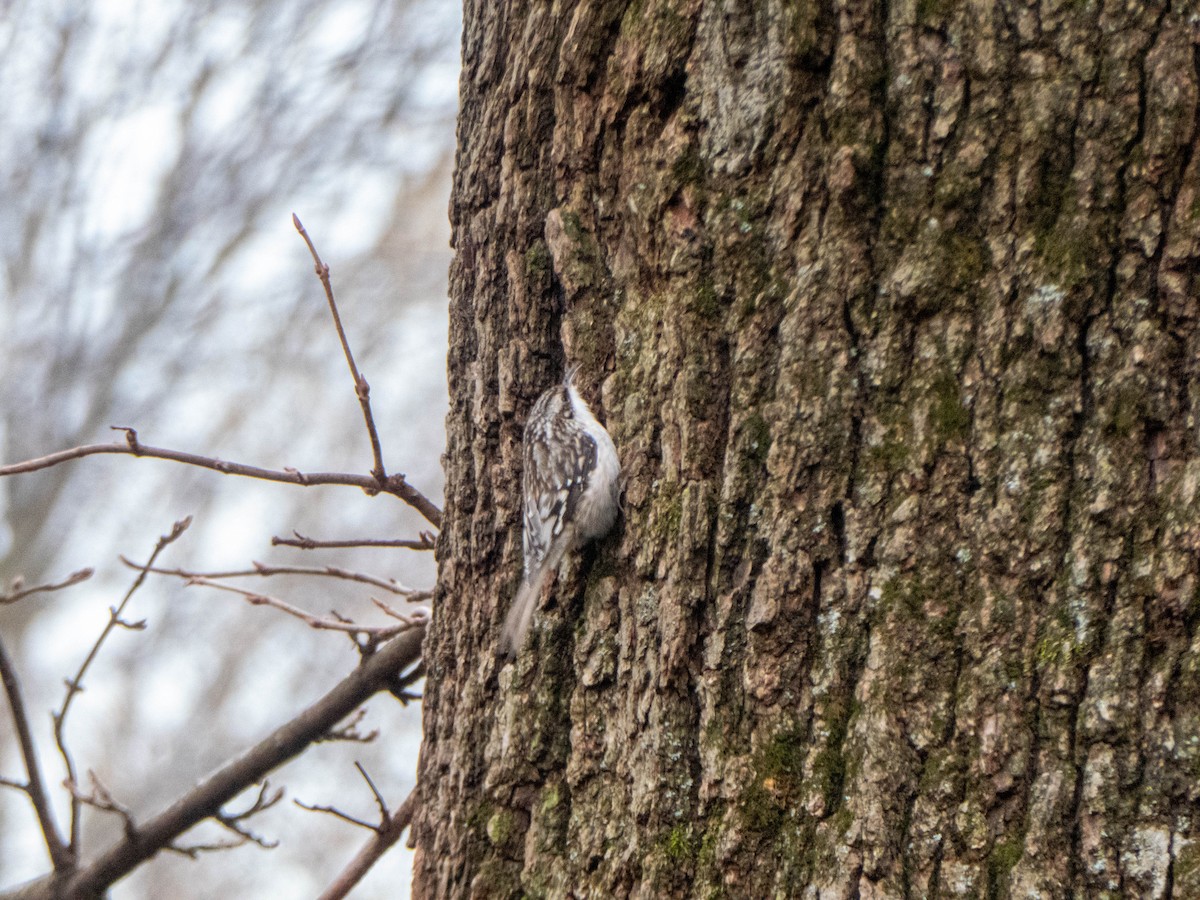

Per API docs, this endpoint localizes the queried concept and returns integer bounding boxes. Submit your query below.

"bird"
[497,366,620,659]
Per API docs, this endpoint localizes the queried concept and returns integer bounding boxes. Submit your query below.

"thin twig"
[125,558,430,599]
[354,762,388,823]
[185,578,429,640]
[211,781,282,850]
[371,596,425,622]
[55,517,192,852]
[293,800,379,832]
[272,531,436,551]
[1,568,94,605]
[315,708,378,744]
[0,637,72,871]
[0,427,442,528]
[66,771,137,841]
[293,214,387,486]
[163,781,282,857]
[317,790,418,900]
[164,837,246,859]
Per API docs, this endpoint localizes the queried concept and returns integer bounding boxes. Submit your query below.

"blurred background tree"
[0,1,459,896]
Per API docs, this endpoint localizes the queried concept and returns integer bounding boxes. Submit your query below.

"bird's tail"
[498,529,573,660]
[497,565,551,660]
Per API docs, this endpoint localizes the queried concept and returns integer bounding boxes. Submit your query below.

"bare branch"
[55,517,192,852]
[1,568,94,606]
[0,428,442,528]
[272,530,436,551]
[184,578,429,642]
[0,637,72,871]
[293,214,387,486]
[126,557,430,600]
[317,790,418,900]
[1,627,426,900]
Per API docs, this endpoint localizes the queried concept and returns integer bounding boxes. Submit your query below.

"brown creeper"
[497,366,621,658]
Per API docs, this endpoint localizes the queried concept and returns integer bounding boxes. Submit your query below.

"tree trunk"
[415,0,1200,896]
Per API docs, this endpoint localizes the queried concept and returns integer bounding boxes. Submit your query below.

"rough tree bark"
[415,0,1200,896]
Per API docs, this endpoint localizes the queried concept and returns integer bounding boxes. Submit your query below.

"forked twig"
[55,517,192,851]
[66,771,137,840]
[295,762,389,833]
[185,578,429,643]
[317,789,419,900]
[67,772,282,859]
[211,781,283,850]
